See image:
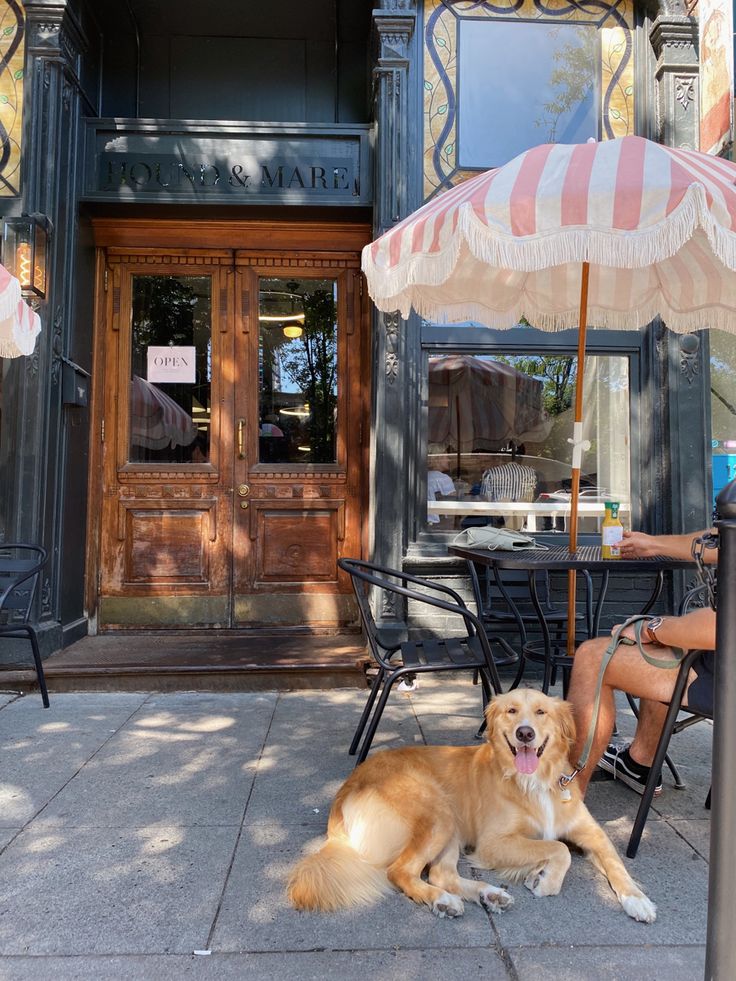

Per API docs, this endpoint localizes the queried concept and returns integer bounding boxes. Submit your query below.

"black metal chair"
[0,544,50,708]
[338,557,515,765]
[626,582,712,858]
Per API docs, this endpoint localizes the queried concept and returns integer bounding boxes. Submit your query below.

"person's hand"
[618,530,661,558]
[611,622,654,644]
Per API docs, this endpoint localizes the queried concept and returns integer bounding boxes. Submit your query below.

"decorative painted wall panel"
[0,0,24,197]
[423,0,634,198]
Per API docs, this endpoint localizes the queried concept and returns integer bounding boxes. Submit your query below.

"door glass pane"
[426,353,630,534]
[129,275,211,464]
[258,276,338,465]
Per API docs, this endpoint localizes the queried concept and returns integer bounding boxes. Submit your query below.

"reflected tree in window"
[500,356,576,417]
[535,27,597,143]
[279,287,337,463]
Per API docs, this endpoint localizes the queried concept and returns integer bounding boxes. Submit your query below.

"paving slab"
[0,693,150,825]
[210,822,499,953]
[510,944,705,980]
[669,818,711,861]
[36,693,277,828]
[0,824,238,956]
[0,828,19,849]
[0,948,512,981]
[491,821,708,948]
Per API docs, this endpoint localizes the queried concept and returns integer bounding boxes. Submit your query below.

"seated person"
[566,527,717,797]
[427,469,455,524]
[480,443,537,529]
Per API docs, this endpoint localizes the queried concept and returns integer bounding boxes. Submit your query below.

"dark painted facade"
[0,0,716,655]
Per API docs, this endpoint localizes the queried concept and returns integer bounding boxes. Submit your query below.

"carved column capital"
[373,13,416,70]
[649,14,699,148]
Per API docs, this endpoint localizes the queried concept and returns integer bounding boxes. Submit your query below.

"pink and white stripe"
[0,264,42,359]
[362,136,736,332]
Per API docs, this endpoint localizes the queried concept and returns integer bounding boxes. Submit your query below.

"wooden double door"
[91,221,369,629]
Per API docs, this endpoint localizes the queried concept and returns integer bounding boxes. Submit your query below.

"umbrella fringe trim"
[362,184,736,310]
[381,295,736,333]
[0,277,23,322]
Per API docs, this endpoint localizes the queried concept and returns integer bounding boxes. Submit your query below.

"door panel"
[96,240,364,629]
[231,256,363,625]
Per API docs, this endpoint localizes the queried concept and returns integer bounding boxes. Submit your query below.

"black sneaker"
[598,743,663,797]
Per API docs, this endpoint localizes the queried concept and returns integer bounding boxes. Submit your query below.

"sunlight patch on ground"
[0,785,31,822]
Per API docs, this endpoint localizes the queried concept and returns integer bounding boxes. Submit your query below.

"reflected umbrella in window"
[428,354,551,478]
[130,375,198,451]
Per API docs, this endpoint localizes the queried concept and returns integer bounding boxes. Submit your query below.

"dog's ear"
[484,698,502,742]
[556,699,577,750]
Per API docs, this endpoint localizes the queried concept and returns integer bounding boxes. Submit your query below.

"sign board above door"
[83,120,373,206]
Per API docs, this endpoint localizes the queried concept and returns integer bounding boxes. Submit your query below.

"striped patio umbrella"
[364,136,736,548]
[0,263,42,359]
[363,134,736,653]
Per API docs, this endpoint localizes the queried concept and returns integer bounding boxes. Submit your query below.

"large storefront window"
[426,353,630,533]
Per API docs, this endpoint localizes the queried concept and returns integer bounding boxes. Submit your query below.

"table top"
[449,543,697,572]
[428,501,631,516]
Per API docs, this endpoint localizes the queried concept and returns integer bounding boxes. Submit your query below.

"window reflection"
[458,20,598,168]
[426,353,630,533]
[258,277,338,465]
[129,275,211,464]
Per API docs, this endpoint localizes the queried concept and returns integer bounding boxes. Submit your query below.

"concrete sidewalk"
[0,678,711,980]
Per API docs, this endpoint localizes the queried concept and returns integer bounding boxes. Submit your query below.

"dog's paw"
[432,891,464,918]
[479,884,514,913]
[523,865,561,897]
[621,893,657,923]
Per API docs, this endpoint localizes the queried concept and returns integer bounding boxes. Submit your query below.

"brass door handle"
[237,418,245,459]
[237,483,250,497]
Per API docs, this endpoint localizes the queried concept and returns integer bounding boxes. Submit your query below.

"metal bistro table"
[449,542,697,694]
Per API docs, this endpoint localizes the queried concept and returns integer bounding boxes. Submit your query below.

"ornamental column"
[370,2,418,636]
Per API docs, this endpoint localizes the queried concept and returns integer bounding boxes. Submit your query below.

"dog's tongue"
[515,746,539,774]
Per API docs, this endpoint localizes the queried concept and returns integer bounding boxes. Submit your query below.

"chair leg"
[507,650,528,691]
[349,666,385,755]
[355,670,402,766]
[541,654,554,695]
[27,627,50,709]
[626,677,691,859]
[475,669,493,739]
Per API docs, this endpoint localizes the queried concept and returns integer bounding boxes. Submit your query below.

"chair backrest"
[338,556,481,661]
[679,580,712,616]
[0,544,48,623]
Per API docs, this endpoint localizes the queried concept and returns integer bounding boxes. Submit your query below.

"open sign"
[147,346,196,383]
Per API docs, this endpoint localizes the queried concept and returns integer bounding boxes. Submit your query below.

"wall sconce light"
[283,323,303,339]
[2,213,52,299]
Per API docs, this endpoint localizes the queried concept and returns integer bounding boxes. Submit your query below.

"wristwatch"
[646,616,664,644]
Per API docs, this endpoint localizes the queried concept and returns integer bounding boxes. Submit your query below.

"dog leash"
[558,615,685,795]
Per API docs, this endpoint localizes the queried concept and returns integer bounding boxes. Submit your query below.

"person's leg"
[628,699,669,765]
[567,636,683,795]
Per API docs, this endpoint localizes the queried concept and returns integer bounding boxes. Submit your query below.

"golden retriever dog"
[288,688,655,923]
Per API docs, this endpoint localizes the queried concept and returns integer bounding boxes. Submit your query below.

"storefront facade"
[0,0,725,654]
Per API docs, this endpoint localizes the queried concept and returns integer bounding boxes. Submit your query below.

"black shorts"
[685,650,714,716]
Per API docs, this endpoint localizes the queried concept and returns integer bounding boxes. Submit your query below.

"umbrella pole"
[567,261,590,656]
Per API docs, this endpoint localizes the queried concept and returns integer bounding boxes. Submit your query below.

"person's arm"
[619,528,717,563]
[615,607,716,651]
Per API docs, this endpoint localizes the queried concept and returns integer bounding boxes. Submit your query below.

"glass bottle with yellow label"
[601,501,623,559]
